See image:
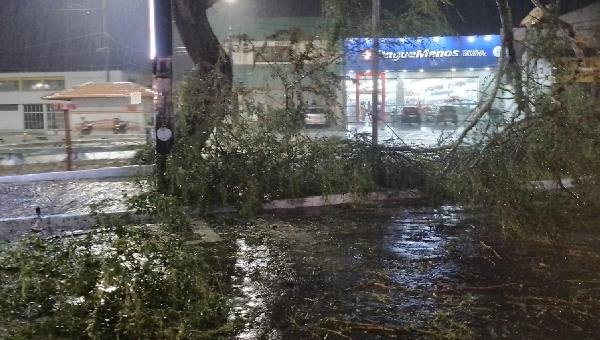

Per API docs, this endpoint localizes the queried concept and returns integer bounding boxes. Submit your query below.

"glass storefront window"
[401,77,478,108]
[384,78,397,113]
[346,70,483,124]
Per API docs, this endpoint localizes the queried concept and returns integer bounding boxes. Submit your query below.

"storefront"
[344,35,503,123]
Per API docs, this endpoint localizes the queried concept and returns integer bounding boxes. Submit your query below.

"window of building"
[0,79,19,91]
[24,104,45,130]
[46,104,65,130]
[22,79,65,91]
[255,46,291,63]
[0,104,18,111]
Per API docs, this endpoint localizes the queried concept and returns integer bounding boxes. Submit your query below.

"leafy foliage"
[245,29,344,126]
[161,95,430,215]
[142,0,461,217]
[0,229,235,339]
[323,0,453,43]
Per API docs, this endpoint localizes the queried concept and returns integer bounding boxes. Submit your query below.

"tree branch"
[497,0,531,118]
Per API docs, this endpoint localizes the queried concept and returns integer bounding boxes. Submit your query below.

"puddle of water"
[386,207,462,294]
[229,238,282,340]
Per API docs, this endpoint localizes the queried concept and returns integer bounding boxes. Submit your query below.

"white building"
[42,81,153,136]
[0,70,149,135]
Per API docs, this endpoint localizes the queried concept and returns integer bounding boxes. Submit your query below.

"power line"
[0,32,104,55]
[105,33,147,56]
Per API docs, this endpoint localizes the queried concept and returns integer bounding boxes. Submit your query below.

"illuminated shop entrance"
[344,35,503,125]
[349,72,385,123]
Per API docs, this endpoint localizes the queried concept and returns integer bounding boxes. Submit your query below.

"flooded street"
[204,207,600,339]
[206,206,473,338]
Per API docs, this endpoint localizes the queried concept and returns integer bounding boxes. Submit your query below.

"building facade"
[173,7,327,110]
[0,70,150,135]
[42,82,153,136]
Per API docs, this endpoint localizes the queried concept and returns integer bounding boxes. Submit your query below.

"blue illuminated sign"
[345,35,502,71]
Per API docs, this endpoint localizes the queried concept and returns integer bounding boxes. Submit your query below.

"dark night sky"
[0,0,597,72]
[439,0,597,34]
[251,0,599,34]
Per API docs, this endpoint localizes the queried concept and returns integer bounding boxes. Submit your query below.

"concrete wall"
[0,110,23,130]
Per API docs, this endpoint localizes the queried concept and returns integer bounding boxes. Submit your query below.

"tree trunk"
[171,0,234,150]
[172,0,232,81]
[496,0,530,118]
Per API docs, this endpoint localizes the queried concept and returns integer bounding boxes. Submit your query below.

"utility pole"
[153,0,174,191]
[371,0,380,147]
[102,0,110,82]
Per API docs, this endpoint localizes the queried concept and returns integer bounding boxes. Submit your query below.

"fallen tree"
[440,0,600,234]
[153,0,600,232]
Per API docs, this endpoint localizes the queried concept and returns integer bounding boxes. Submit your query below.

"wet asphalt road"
[1,179,598,339]
[208,206,467,339]
[0,179,142,219]
[206,207,600,339]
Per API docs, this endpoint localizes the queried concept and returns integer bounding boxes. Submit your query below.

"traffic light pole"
[152,0,174,191]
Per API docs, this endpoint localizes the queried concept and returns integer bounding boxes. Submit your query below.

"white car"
[304,107,329,127]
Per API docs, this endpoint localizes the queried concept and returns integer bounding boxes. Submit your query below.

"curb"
[0,211,149,241]
[0,190,424,241]
[261,190,423,210]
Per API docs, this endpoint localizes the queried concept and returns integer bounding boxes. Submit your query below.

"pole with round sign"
[152,0,174,190]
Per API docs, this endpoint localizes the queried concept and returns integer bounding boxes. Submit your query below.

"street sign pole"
[153,0,174,191]
[63,108,72,171]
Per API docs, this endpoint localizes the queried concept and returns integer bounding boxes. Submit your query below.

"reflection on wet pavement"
[229,239,280,340]
[0,179,144,218]
[237,204,600,339]
[217,206,468,338]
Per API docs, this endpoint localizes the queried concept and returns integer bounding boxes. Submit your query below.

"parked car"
[436,106,458,125]
[399,106,421,125]
[304,106,329,127]
[421,106,437,123]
